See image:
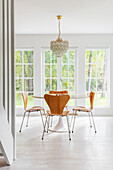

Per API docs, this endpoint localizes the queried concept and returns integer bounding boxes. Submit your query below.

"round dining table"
[33,95,89,132]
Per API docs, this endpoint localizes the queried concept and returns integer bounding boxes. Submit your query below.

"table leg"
[48,116,67,133]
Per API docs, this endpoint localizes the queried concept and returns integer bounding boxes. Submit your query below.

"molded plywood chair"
[42,94,71,140]
[49,90,68,109]
[49,90,68,127]
[49,90,68,95]
[19,92,45,132]
[72,91,97,133]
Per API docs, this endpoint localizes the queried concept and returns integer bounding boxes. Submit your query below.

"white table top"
[33,95,89,99]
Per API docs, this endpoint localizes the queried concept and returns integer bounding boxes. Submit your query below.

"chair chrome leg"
[70,115,73,127]
[91,111,97,133]
[40,110,45,128]
[42,115,48,140]
[50,116,53,127]
[72,115,76,133]
[47,116,50,133]
[88,112,92,127]
[66,116,71,140]
[19,111,27,132]
[26,111,30,127]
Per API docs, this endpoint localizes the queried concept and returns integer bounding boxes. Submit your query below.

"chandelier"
[50,15,69,57]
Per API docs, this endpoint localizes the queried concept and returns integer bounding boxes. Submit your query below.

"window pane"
[97,64,106,77]
[97,93,107,106]
[45,51,50,63]
[85,65,89,77]
[62,53,68,64]
[16,65,22,77]
[91,64,96,77]
[24,79,34,91]
[68,93,75,106]
[97,79,107,91]
[16,93,22,106]
[69,79,74,91]
[69,65,74,77]
[86,50,96,63]
[52,65,57,77]
[90,79,96,91]
[52,79,57,90]
[62,79,68,90]
[24,65,34,77]
[16,79,22,91]
[52,53,57,63]
[86,79,96,91]
[45,79,50,91]
[15,51,22,63]
[24,51,33,63]
[69,51,75,64]
[97,50,105,63]
[27,93,34,106]
[62,65,68,77]
[45,65,50,77]
[86,64,96,77]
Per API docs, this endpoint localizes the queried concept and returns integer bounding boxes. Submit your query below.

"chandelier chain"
[58,20,61,39]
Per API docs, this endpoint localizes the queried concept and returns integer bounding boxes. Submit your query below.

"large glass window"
[15,50,34,106]
[85,49,110,107]
[45,51,57,92]
[43,49,77,107]
[62,51,76,106]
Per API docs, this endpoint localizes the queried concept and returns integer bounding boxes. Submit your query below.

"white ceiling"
[15,0,113,34]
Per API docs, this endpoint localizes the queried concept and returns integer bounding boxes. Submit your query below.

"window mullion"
[22,50,24,92]
[68,50,69,93]
[95,50,97,106]
[50,51,52,90]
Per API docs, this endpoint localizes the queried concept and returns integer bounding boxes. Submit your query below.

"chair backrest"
[49,90,68,95]
[44,94,70,115]
[89,91,95,110]
[22,92,28,110]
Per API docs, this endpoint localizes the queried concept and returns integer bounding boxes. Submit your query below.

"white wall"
[15,34,113,116]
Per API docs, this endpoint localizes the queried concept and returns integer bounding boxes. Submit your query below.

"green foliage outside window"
[15,50,34,106]
[85,49,108,107]
[45,50,75,106]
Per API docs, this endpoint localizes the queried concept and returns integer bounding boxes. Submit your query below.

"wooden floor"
[1,116,113,170]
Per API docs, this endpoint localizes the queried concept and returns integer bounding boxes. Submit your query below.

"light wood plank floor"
[0,116,113,170]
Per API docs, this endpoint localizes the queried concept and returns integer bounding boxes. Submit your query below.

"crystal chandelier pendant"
[50,15,69,57]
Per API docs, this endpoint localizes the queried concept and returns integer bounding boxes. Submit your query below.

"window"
[85,49,110,107]
[42,49,77,107]
[62,51,76,106]
[15,50,34,106]
[44,51,57,92]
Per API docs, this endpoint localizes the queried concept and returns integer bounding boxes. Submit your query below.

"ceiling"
[15,0,113,34]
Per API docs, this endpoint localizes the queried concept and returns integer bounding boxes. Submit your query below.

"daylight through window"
[15,50,34,106]
[85,49,110,107]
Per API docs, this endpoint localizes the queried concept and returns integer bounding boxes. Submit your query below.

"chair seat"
[72,106,91,112]
[68,113,78,116]
[46,110,69,116]
[26,106,44,112]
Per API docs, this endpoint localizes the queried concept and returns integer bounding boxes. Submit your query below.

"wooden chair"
[42,94,71,140]
[49,90,68,95]
[19,92,45,132]
[49,90,68,127]
[72,91,97,133]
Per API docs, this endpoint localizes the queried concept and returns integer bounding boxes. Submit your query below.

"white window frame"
[85,47,110,108]
[15,49,34,108]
